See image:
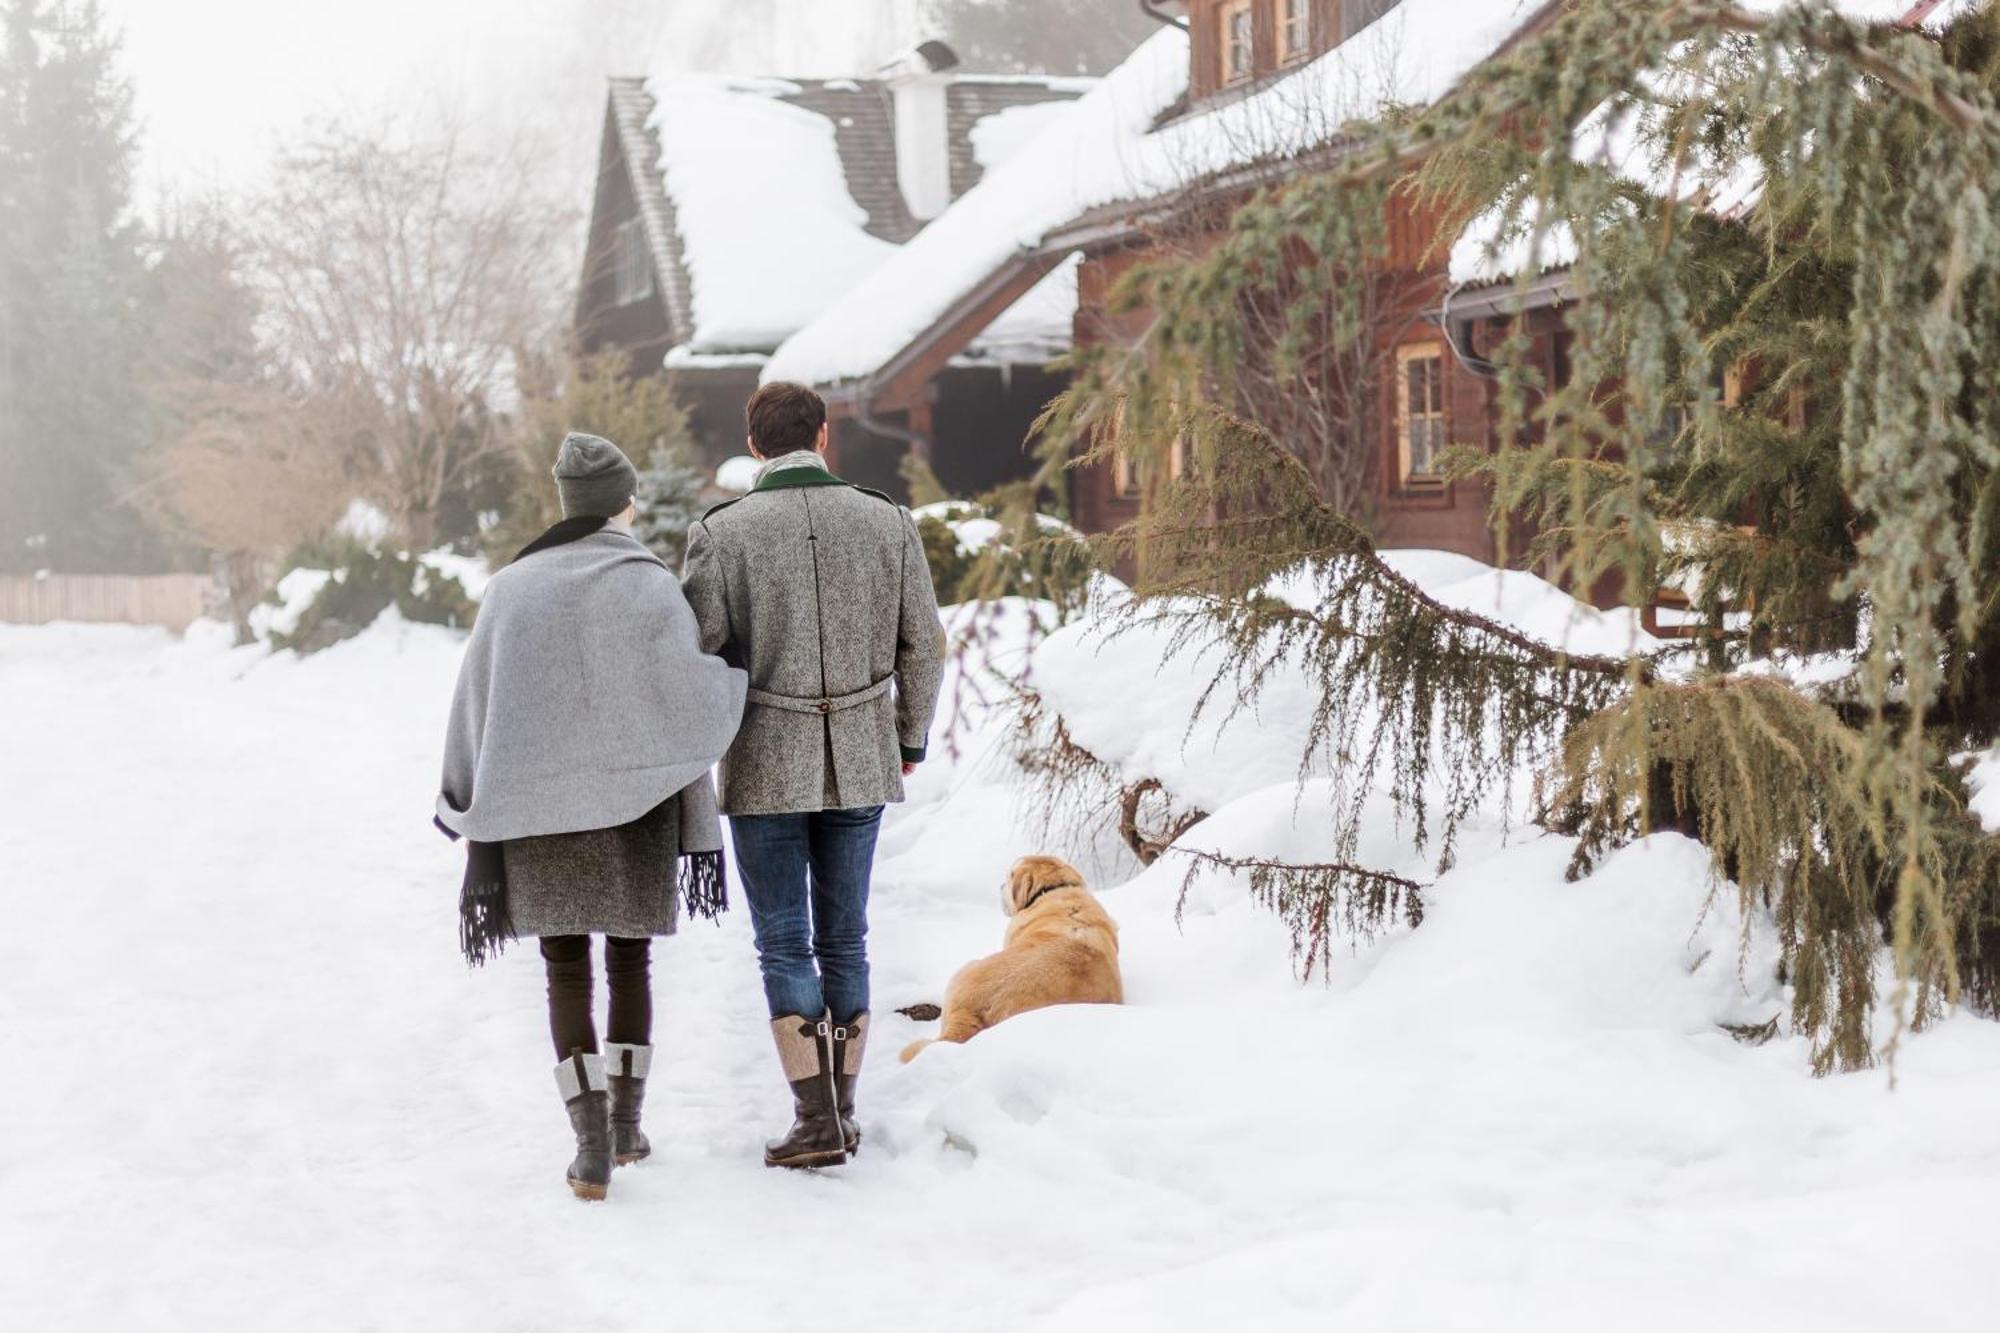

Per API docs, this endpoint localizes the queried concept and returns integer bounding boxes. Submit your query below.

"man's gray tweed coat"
[681,452,945,815]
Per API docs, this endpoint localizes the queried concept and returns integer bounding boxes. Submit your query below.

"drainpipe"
[1440,281,1501,380]
[1138,1,1187,30]
[854,384,933,466]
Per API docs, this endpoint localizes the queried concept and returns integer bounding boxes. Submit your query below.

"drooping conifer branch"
[1078,414,1637,877]
[1172,847,1428,981]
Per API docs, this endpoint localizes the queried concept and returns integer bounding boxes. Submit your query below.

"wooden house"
[767,0,1577,563]
[574,44,1090,497]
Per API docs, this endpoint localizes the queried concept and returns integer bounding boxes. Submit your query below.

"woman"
[435,432,746,1201]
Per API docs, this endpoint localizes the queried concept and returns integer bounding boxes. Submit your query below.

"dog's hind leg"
[937,1011,985,1045]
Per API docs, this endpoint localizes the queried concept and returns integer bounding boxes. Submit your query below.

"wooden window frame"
[1219,0,1256,87]
[1113,449,1138,499]
[1275,0,1311,65]
[1395,340,1448,489]
[1111,403,1192,500]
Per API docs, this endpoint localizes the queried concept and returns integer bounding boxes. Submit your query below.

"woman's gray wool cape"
[436,529,747,853]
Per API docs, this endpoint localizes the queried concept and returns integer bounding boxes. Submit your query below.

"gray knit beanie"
[552,432,639,519]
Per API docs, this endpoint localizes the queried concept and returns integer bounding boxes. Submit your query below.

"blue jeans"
[730,806,884,1023]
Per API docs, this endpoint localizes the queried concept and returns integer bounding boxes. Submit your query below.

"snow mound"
[1031,549,1658,813]
[1032,609,1321,815]
[1377,549,1661,659]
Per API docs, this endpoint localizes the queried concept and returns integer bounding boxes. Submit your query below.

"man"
[682,382,944,1169]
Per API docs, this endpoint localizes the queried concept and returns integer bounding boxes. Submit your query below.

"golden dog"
[900,856,1123,1061]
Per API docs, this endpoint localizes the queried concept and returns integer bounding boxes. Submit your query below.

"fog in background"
[0,0,1155,577]
[100,0,1143,214]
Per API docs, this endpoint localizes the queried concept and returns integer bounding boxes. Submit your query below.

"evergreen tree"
[0,0,147,572]
[632,446,706,566]
[1001,0,2000,1072]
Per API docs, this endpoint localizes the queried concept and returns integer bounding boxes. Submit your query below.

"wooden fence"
[0,573,214,632]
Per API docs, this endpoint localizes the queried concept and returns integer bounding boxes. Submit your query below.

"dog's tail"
[900,1012,986,1062]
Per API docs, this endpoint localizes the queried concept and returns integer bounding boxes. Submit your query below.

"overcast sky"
[98,0,929,209]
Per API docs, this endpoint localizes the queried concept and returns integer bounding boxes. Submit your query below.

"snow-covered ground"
[4,605,2000,1331]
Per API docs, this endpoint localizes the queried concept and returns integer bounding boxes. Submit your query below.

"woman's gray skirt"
[502,795,681,938]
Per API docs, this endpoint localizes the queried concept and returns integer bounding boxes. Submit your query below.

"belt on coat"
[745,676,894,717]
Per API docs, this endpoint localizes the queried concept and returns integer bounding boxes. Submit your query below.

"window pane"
[1283,0,1307,56]
[1411,420,1441,475]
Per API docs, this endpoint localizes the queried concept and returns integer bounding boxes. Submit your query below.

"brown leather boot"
[831,1013,868,1155]
[555,1049,612,1201]
[604,1042,652,1166]
[764,1015,848,1169]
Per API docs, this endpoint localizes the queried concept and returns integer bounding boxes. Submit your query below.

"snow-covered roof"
[764,1,1563,388]
[1448,0,1982,288]
[958,252,1081,368]
[626,66,1092,357]
[649,75,898,354]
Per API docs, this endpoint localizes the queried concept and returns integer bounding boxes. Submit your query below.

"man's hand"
[902,761,918,777]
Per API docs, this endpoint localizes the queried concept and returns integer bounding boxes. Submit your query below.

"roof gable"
[588,69,1090,359]
[605,77,694,346]
[764,1,1570,390]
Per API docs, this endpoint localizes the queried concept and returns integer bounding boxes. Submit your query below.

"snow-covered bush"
[263,536,478,655]
[913,501,1093,611]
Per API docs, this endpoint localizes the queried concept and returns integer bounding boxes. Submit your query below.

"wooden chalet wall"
[1068,181,1550,566]
[828,363,1069,503]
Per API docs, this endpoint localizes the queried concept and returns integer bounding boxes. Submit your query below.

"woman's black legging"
[539,935,652,1061]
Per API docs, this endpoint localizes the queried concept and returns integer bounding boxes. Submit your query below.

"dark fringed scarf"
[682,848,727,922]
[438,513,728,967]
[457,834,514,968]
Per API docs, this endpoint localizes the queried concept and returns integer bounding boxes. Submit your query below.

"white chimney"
[880,39,960,222]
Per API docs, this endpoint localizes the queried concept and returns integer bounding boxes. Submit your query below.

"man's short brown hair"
[746,382,827,458]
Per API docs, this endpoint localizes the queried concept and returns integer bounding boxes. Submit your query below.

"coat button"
[817,700,831,715]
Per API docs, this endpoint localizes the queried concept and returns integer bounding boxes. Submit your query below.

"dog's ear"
[1002,860,1034,916]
